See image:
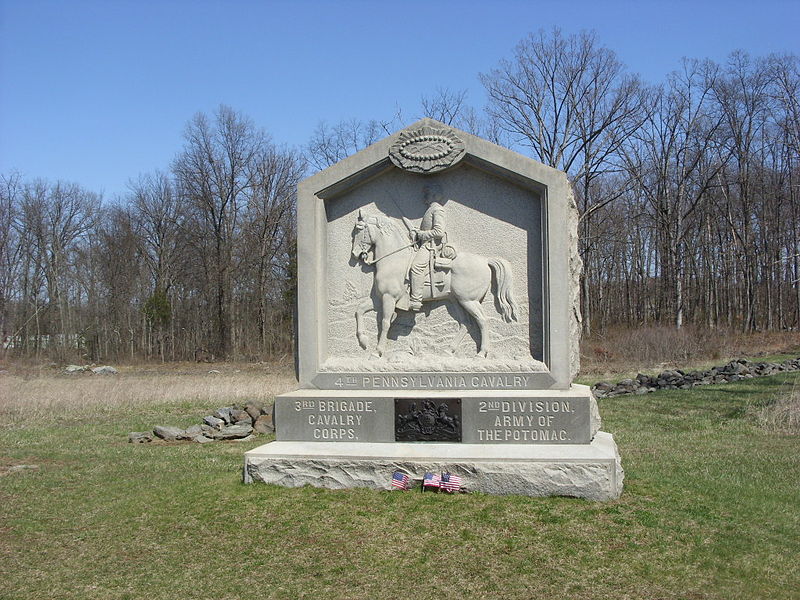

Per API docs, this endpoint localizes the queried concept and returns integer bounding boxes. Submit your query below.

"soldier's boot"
[409,269,425,311]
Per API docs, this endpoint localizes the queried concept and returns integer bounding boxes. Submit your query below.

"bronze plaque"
[395,398,461,442]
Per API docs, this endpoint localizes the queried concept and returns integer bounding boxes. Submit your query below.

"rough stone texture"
[253,414,275,434]
[589,391,602,438]
[592,357,800,399]
[203,415,224,429]
[64,365,86,373]
[213,407,234,425]
[178,424,204,441]
[91,365,118,375]
[566,183,582,382]
[152,425,183,441]
[244,433,623,501]
[244,402,263,422]
[212,424,253,440]
[231,409,253,425]
[133,403,275,444]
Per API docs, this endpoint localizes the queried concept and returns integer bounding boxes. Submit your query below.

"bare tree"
[418,87,499,141]
[242,147,306,356]
[172,105,268,358]
[0,172,22,349]
[128,171,184,295]
[16,180,100,358]
[420,87,468,125]
[481,28,647,333]
[621,59,726,328]
[712,52,774,331]
[306,113,403,171]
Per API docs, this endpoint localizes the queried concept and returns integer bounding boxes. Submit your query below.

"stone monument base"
[243,432,623,501]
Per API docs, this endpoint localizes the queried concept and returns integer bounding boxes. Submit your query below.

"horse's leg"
[375,294,397,357]
[447,301,469,354]
[355,297,374,350]
[459,299,490,357]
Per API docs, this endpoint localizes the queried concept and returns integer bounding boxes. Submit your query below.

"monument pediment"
[297,118,580,391]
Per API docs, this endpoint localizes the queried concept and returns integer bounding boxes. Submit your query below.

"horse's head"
[352,209,374,263]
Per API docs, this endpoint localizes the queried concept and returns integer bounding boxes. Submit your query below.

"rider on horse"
[409,183,447,311]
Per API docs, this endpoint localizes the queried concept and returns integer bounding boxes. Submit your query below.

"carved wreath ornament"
[389,126,466,173]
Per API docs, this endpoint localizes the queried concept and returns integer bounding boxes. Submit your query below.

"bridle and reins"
[355,217,416,266]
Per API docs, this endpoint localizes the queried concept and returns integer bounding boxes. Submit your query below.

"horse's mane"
[369,215,401,237]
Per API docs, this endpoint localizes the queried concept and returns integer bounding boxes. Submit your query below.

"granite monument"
[244,118,623,500]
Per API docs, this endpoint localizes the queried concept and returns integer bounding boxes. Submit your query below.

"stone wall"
[592,357,800,398]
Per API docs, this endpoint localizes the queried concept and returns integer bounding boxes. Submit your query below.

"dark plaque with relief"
[394,398,461,442]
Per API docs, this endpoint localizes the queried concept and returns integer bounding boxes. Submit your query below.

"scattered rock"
[132,403,275,445]
[153,425,184,441]
[91,365,118,375]
[244,402,263,422]
[178,424,204,441]
[211,424,253,440]
[64,365,86,373]
[203,415,225,429]
[231,409,253,425]
[5,464,39,473]
[253,413,275,434]
[213,407,234,424]
[208,369,221,374]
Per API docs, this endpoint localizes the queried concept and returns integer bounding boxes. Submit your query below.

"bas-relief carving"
[395,398,461,442]
[323,165,545,374]
[388,125,466,173]
[351,184,519,358]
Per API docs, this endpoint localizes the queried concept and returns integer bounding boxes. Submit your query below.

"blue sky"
[1,0,798,199]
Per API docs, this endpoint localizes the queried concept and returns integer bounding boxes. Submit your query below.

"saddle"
[397,243,458,311]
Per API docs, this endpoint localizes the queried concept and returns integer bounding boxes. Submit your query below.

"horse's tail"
[488,258,519,323]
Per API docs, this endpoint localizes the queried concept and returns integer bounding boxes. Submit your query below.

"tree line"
[1,29,798,362]
[1,107,305,361]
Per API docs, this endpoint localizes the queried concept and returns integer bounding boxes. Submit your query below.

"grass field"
[1,363,799,599]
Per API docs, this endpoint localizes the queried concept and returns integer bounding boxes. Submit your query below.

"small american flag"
[391,471,410,490]
[440,472,462,493]
[423,472,441,490]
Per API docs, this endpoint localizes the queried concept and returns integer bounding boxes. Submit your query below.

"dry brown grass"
[757,382,800,434]
[0,360,296,422]
[580,326,800,376]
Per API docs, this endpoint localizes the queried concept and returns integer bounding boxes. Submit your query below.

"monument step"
[244,432,623,501]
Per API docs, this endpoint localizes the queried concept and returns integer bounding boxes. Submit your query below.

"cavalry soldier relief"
[351,183,519,358]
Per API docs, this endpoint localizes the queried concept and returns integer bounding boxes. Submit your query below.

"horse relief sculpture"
[351,184,519,358]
